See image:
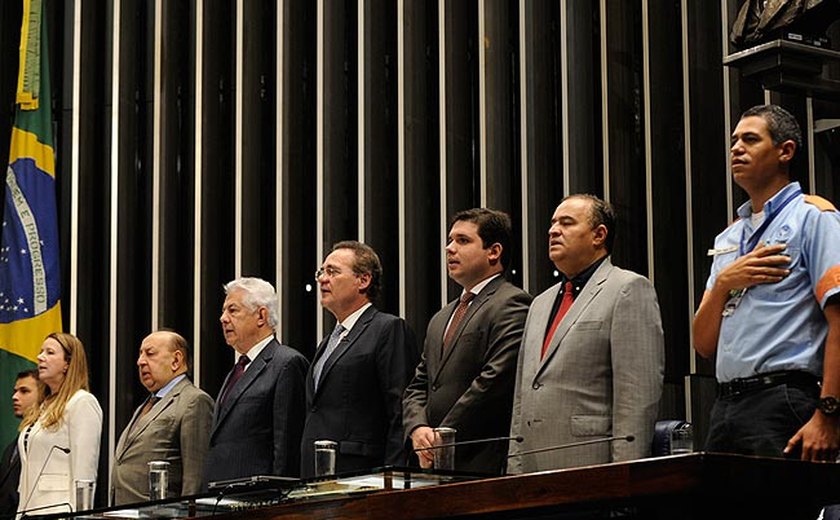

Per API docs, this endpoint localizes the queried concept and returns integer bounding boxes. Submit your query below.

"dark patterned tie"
[442,292,476,353]
[313,324,347,390]
[542,281,575,359]
[220,355,251,405]
[130,394,160,433]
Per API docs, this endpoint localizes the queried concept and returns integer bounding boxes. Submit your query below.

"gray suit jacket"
[203,338,308,485]
[403,275,532,475]
[508,257,664,473]
[112,377,213,505]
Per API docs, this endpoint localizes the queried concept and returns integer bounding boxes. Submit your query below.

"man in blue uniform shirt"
[694,104,840,462]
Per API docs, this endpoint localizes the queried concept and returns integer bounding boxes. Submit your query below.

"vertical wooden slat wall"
[2,0,838,499]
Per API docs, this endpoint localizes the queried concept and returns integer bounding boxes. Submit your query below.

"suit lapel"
[118,378,187,458]
[433,276,503,381]
[313,306,377,399]
[212,340,275,435]
[537,259,613,375]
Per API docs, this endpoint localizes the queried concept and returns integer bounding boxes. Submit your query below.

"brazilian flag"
[0,0,62,448]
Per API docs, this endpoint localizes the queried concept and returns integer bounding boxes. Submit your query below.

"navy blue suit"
[301,306,418,477]
[204,338,308,485]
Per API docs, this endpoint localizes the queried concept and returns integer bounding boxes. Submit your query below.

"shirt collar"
[461,273,502,299]
[562,255,607,295]
[154,373,187,399]
[242,334,274,365]
[337,302,373,332]
[736,181,801,219]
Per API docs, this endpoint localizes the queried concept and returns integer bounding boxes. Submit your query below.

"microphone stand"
[17,445,71,516]
[414,435,524,452]
[508,435,635,457]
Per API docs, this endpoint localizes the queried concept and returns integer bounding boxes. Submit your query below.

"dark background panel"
[321,0,359,335]
[443,0,479,302]
[603,0,646,277]
[239,0,277,280]
[482,0,523,288]
[362,0,400,317]
[158,0,195,335]
[279,0,317,357]
[522,0,562,295]
[197,0,236,397]
[403,0,441,345]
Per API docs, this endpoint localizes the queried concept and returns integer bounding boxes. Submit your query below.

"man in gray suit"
[203,277,308,485]
[403,208,532,475]
[508,194,664,472]
[112,331,213,504]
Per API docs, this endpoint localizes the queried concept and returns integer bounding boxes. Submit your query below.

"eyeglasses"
[315,267,349,280]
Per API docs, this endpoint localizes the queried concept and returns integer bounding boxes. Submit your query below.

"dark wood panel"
[443,0,479,302]
[321,0,359,335]
[402,0,441,343]
[158,0,195,334]
[522,0,562,295]
[361,0,399,316]
[211,454,839,519]
[685,0,727,380]
[482,0,523,289]
[198,0,236,397]
[648,0,689,388]
[603,1,646,277]
[239,0,277,279]
[279,0,317,357]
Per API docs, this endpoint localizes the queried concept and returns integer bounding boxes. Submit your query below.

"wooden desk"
[219,453,840,519]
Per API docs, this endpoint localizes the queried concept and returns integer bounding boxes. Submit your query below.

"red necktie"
[443,292,476,353]
[541,281,574,359]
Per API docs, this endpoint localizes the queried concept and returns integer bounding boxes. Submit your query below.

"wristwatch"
[818,396,840,416]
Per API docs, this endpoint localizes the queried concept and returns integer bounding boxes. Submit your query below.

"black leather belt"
[718,371,820,399]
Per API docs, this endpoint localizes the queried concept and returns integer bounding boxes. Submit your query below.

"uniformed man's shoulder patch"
[804,195,837,212]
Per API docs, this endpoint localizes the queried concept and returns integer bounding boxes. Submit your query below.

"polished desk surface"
[28,453,840,520]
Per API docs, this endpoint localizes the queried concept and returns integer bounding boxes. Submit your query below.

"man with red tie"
[403,208,531,475]
[508,195,664,472]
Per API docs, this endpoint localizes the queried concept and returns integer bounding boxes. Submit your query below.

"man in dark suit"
[403,208,532,475]
[0,370,39,515]
[112,331,213,504]
[203,277,308,485]
[300,241,418,477]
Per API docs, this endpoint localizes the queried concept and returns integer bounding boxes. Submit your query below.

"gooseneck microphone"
[18,445,72,515]
[507,435,634,458]
[414,435,524,452]
[14,502,72,520]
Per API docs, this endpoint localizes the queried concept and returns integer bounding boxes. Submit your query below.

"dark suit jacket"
[203,338,308,485]
[403,275,532,475]
[112,377,214,504]
[0,440,20,515]
[300,306,418,477]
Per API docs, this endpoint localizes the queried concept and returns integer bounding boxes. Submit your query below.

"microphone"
[18,445,72,514]
[414,435,524,452]
[14,502,72,520]
[507,435,635,457]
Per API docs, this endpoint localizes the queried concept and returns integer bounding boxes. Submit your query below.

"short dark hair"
[16,369,38,380]
[332,241,383,302]
[561,194,617,253]
[449,208,514,270]
[741,104,803,151]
